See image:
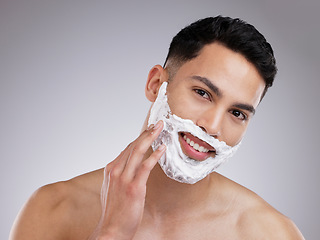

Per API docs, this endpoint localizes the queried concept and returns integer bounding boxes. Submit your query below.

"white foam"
[148,82,240,184]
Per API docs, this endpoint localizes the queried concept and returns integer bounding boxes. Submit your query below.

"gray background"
[1,0,319,239]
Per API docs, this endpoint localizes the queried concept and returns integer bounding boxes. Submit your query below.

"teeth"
[183,135,210,153]
[193,143,199,150]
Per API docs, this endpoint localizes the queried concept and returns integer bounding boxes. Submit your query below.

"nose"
[196,107,224,138]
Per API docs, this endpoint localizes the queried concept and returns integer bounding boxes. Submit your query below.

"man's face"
[165,42,265,161]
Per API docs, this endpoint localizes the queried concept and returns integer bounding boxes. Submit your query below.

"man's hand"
[90,121,165,240]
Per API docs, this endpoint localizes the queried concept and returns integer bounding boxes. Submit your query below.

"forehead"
[170,42,265,107]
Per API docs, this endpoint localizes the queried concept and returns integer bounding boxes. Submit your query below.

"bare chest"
[132,213,242,240]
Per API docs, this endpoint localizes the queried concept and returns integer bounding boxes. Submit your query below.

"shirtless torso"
[10,166,302,239]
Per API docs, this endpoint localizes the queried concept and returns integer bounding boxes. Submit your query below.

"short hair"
[164,16,277,99]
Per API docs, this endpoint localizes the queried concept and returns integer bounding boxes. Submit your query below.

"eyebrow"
[190,75,222,97]
[232,103,256,115]
[190,75,256,115]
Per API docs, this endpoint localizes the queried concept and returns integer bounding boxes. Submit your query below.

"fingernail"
[153,121,162,130]
[157,144,166,151]
[147,124,154,130]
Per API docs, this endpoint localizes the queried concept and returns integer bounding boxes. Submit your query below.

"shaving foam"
[148,82,240,184]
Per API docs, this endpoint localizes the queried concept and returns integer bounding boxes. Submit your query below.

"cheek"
[223,120,248,146]
[167,90,191,116]
[168,96,204,120]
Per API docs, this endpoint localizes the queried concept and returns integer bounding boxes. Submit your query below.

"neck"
[144,148,219,218]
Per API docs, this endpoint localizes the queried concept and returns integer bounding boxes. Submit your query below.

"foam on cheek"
[148,82,240,184]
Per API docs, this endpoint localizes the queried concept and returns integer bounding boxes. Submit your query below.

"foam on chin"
[148,82,241,184]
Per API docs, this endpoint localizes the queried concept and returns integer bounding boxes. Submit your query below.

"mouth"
[179,132,216,161]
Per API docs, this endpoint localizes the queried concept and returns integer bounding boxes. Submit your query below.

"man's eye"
[231,110,247,121]
[195,89,210,100]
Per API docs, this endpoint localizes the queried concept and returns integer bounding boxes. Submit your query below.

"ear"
[145,65,168,102]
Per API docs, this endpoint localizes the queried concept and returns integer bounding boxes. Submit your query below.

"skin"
[10,42,305,240]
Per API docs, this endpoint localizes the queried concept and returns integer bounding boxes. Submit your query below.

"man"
[10,16,304,239]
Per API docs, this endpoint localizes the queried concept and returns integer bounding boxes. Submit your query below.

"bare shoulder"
[10,168,104,240]
[221,176,305,239]
[238,200,304,239]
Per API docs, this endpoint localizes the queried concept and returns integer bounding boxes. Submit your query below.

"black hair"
[164,16,277,99]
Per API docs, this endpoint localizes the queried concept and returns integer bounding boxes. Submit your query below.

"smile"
[183,135,210,153]
[179,132,216,161]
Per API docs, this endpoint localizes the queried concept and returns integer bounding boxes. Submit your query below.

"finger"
[104,143,132,178]
[108,143,134,183]
[123,121,163,178]
[133,144,166,185]
[101,143,133,199]
[101,144,134,208]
